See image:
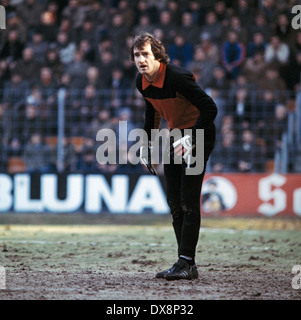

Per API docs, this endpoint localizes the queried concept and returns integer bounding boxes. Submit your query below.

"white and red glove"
[140,142,157,175]
[172,135,195,167]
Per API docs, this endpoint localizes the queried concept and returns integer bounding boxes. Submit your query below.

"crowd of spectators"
[0,0,300,174]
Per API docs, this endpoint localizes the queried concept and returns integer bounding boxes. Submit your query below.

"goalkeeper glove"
[140,141,157,175]
[172,135,195,167]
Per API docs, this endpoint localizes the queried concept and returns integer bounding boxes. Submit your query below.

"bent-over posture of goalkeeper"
[130,33,217,280]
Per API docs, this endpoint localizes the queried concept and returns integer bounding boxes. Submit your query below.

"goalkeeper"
[130,33,217,281]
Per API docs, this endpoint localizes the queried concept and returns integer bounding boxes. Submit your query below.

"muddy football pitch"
[0,213,300,301]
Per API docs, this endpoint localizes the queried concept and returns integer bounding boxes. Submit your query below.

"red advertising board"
[202,173,301,217]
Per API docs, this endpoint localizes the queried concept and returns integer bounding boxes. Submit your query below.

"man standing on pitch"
[130,33,217,280]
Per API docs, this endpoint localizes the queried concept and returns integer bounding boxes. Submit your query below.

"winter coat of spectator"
[23,132,53,173]
[106,13,129,62]
[169,34,193,68]
[237,129,264,172]
[246,31,267,58]
[16,0,44,36]
[155,10,176,50]
[283,51,301,93]
[44,48,64,84]
[243,51,269,84]
[61,0,87,30]
[27,29,49,64]
[178,11,201,46]
[211,130,237,173]
[13,47,42,85]
[3,72,30,109]
[38,10,59,44]
[248,12,270,42]
[273,12,296,46]
[264,35,290,67]
[187,46,216,89]
[56,31,76,65]
[0,29,24,64]
[65,50,89,90]
[201,11,223,46]
[221,31,246,80]
[198,32,220,64]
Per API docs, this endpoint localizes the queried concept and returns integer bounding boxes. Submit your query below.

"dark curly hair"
[130,32,170,64]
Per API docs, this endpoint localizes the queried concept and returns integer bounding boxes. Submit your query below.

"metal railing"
[0,87,299,174]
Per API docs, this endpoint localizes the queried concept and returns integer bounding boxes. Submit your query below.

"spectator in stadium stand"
[264,34,290,69]
[221,30,246,81]
[259,0,279,25]
[13,47,42,85]
[246,31,267,58]
[76,136,99,173]
[133,0,159,26]
[0,29,24,64]
[44,48,64,84]
[89,108,115,139]
[169,33,194,68]
[65,50,89,90]
[166,0,182,25]
[198,32,220,64]
[292,31,301,55]
[201,11,223,46]
[133,14,154,36]
[3,11,27,44]
[116,0,135,29]
[106,13,129,62]
[265,103,288,160]
[35,67,57,106]
[213,0,229,25]
[74,17,98,48]
[211,130,237,173]
[53,136,77,172]
[236,129,264,173]
[248,12,270,42]
[226,15,248,44]
[79,84,99,124]
[185,0,205,25]
[257,66,287,102]
[23,132,53,173]
[155,10,176,50]
[27,28,49,64]
[78,39,96,64]
[21,95,43,144]
[55,31,76,65]
[61,0,86,31]
[95,50,115,92]
[120,35,138,83]
[16,0,44,39]
[283,51,301,94]
[6,137,23,158]
[84,66,106,90]
[206,65,230,92]
[228,87,253,135]
[187,46,217,89]
[3,71,30,110]
[234,0,256,30]
[254,89,278,138]
[273,12,296,47]
[179,11,201,47]
[0,102,10,147]
[38,9,59,44]
[108,66,130,104]
[243,51,268,84]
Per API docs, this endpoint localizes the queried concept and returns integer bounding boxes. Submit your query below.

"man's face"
[133,43,161,80]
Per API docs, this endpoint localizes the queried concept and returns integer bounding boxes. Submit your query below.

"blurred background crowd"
[0,0,301,175]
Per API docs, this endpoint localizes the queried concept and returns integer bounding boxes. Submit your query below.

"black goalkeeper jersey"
[136,62,217,150]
